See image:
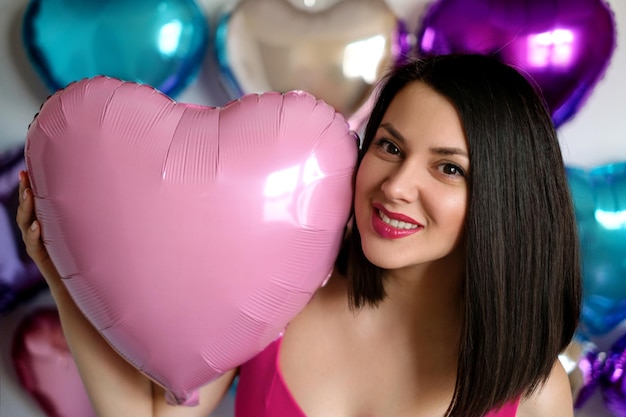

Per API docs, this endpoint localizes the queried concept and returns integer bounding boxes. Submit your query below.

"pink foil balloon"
[12,308,97,417]
[24,77,357,404]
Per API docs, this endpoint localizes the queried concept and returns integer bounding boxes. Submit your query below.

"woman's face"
[354,81,469,272]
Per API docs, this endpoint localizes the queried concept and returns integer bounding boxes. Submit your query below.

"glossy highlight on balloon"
[214,0,408,118]
[24,77,357,404]
[415,0,616,128]
[567,162,626,338]
[22,0,210,97]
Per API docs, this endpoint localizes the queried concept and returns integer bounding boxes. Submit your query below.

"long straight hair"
[337,54,581,417]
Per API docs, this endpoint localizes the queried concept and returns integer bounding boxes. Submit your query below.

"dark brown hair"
[337,54,582,417]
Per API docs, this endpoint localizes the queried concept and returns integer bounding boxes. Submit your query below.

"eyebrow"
[380,122,469,158]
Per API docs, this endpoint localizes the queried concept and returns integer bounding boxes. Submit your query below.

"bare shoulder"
[281,270,348,351]
[516,360,573,417]
[294,271,348,320]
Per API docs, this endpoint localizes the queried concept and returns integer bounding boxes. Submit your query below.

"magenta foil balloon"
[0,146,46,313]
[415,0,616,128]
[601,333,626,416]
[12,308,96,417]
[574,342,603,409]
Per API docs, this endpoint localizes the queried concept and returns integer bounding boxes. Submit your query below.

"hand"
[16,170,63,291]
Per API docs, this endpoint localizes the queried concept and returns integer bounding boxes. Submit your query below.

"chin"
[361,244,409,270]
[362,243,461,271]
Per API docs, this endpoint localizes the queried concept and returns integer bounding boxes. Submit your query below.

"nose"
[380,164,419,203]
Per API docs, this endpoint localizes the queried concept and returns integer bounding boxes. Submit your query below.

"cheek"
[353,169,373,229]
[354,154,380,188]
[353,185,368,228]
[445,196,468,236]
[353,160,372,202]
[428,192,467,231]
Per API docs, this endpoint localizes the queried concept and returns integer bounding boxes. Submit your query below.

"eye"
[374,138,403,157]
[439,162,466,177]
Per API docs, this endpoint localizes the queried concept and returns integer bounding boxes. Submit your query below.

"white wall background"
[1,0,624,416]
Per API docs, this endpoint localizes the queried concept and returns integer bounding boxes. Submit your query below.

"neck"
[338,252,464,349]
[343,253,465,381]
[385,249,463,314]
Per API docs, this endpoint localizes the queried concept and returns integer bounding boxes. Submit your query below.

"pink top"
[235,337,519,417]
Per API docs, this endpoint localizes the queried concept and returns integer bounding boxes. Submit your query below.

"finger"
[16,186,49,264]
[18,170,31,196]
[16,185,35,233]
[23,219,50,264]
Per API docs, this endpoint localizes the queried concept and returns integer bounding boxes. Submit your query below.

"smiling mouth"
[377,209,419,230]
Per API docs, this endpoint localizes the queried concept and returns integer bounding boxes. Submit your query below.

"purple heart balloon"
[601,333,626,416]
[415,0,616,128]
[573,341,604,409]
[0,146,46,313]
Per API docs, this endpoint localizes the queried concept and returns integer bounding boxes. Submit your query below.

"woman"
[17,54,581,417]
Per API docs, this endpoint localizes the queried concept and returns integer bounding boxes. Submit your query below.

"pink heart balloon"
[12,307,97,417]
[24,77,357,404]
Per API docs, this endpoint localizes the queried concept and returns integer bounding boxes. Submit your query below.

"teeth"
[378,210,419,230]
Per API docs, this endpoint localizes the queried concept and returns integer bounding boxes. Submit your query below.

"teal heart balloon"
[567,162,626,338]
[22,0,209,98]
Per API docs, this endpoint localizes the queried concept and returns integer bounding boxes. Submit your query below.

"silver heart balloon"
[214,0,407,118]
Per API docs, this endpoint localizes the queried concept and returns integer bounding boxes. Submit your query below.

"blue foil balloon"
[567,162,626,338]
[22,0,210,97]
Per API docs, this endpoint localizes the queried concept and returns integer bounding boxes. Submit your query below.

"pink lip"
[374,203,421,224]
[371,203,423,239]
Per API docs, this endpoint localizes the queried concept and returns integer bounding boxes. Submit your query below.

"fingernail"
[30,221,38,231]
[23,189,29,201]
